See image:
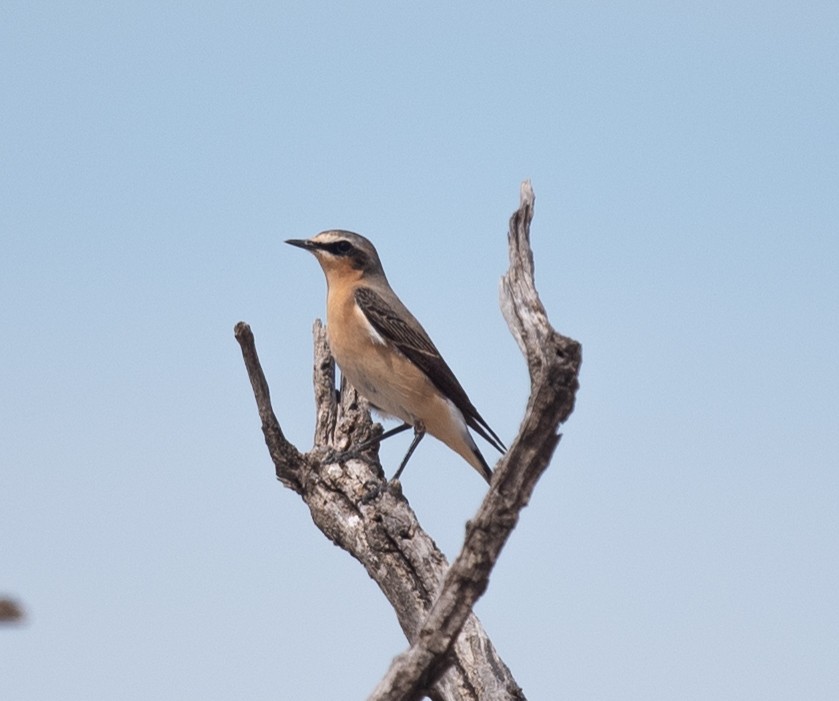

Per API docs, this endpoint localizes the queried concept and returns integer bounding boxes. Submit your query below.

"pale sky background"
[2,3,838,699]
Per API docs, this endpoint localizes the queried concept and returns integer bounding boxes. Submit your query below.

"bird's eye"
[334,240,353,254]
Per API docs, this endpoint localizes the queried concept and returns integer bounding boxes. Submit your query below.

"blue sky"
[2,3,837,699]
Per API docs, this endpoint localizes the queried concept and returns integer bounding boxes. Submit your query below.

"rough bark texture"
[235,182,581,700]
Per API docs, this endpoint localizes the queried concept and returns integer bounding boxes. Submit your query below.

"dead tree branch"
[235,318,519,700]
[367,182,581,701]
[235,182,581,700]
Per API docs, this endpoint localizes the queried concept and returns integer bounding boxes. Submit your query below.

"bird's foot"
[360,479,386,504]
[321,447,353,464]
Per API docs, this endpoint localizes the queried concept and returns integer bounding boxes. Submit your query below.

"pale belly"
[330,332,430,424]
[325,309,482,473]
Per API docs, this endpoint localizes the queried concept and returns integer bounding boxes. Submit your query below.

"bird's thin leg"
[328,422,412,463]
[349,422,412,455]
[391,423,426,483]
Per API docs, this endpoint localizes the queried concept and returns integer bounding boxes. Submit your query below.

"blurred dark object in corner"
[0,598,24,623]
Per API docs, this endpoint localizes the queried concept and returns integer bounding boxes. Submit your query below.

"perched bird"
[286,230,505,483]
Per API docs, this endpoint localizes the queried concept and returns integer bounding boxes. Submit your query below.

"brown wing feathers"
[354,287,505,454]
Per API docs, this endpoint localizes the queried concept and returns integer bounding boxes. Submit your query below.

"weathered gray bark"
[235,182,581,700]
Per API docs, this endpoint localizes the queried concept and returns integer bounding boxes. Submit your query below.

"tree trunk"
[235,182,582,700]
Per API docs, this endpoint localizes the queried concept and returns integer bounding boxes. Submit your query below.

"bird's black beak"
[285,238,314,250]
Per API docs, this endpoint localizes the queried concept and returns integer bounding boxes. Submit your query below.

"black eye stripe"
[322,240,352,256]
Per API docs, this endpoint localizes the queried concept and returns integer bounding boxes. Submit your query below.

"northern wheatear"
[286,230,505,483]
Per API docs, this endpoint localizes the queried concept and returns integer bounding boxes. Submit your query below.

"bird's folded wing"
[354,286,505,453]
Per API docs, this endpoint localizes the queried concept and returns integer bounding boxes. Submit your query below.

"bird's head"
[286,230,385,282]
